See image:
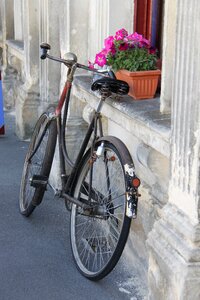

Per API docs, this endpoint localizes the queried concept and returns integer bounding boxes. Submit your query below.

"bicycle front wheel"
[70,138,133,280]
[19,113,57,216]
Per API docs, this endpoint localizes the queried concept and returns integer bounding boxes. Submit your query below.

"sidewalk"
[0,111,147,300]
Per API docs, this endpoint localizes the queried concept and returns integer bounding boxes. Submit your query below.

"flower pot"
[116,69,161,100]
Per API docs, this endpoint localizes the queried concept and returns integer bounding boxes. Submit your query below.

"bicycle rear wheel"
[70,138,133,280]
[19,113,57,216]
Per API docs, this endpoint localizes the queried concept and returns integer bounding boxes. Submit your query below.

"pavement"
[0,111,147,300]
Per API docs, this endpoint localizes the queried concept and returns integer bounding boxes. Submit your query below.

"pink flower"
[89,29,157,72]
[104,36,114,51]
[140,38,150,48]
[119,43,129,51]
[115,28,128,41]
[98,48,107,55]
[104,36,116,55]
[109,46,116,55]
[127,32,143,42]
[88,60,95,69]
[94,51,107,67]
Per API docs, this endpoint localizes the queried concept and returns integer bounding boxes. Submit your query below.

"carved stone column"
[88,0,109,61]
[59,0,90,161]
[38,0,61,114]
[15,0,40,139]
[147,1,200,299]
[160,0,177,113]
[1,0,16,109]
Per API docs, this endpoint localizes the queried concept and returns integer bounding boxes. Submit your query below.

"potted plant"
[89,28,161,100]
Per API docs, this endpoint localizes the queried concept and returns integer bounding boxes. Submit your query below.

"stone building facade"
[0,0,200,299]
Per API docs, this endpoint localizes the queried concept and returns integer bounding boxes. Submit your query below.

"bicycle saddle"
[91,77,129,95]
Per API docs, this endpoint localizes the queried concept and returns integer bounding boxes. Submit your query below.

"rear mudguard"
[70,136,139,219]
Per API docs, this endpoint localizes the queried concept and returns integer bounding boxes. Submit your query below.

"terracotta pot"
[116,69,161,100]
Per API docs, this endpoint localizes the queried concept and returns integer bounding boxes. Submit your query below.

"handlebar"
[40,42,116,79]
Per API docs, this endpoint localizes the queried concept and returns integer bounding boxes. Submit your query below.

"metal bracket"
[124,163,139,219]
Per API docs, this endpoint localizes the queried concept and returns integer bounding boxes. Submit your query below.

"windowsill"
[73,75,171,158]
[6,39,24,61]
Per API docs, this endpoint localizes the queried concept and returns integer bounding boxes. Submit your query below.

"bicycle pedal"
[53,189,62,199]
[29,175,48,189]
[65,200,72,211]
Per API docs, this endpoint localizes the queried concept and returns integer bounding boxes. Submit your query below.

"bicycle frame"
[35,46,140,216]
[51,65,106,209]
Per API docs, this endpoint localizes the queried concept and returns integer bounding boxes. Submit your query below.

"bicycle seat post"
[95,93,107,114]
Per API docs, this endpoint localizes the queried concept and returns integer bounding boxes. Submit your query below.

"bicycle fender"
[97,136,140,219]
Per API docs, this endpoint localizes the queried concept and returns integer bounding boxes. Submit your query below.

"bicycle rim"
[19,114,57,216]
[70,141,131,280]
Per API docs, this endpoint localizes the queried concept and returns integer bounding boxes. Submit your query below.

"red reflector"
[109,156,116,161]
[132,177,140,188]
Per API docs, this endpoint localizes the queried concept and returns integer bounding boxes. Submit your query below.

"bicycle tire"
[70,137,133,280]
[19,113,57,217]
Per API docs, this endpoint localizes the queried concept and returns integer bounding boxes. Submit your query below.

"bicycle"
[19,43,141,281]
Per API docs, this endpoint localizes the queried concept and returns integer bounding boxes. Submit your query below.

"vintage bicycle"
[19,43,140,281]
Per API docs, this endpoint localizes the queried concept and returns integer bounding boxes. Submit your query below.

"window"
[134,0,163,56]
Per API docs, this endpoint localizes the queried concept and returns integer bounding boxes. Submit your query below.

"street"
[0,111,146,300]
